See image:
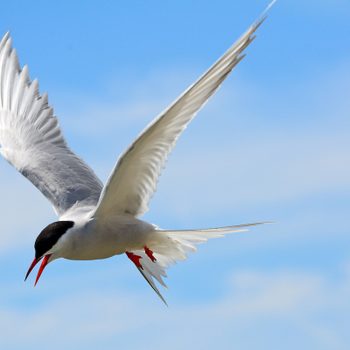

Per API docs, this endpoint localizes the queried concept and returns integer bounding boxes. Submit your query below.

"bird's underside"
[0,2,274,304]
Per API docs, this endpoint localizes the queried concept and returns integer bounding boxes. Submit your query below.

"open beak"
[25,254,51,286]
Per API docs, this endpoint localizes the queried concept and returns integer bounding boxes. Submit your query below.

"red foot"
[126,251,143,269]
[144,246,157,262]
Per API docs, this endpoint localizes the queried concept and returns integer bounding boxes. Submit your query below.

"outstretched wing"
[0,33,102,217]
[94,9,270,219]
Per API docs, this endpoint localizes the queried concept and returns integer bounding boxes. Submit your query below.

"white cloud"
[1,265,350,350]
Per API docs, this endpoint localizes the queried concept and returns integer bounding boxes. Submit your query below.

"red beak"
[25,254,51,286]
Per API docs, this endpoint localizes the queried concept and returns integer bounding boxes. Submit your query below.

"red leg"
[144,246,157,262]
[126,251,143,269]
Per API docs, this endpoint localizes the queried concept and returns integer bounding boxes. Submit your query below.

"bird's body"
[56,214,156,261]
[0,3,274,303]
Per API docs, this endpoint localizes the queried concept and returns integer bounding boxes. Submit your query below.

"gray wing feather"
[94,11,268,219]
[0,33,102,217]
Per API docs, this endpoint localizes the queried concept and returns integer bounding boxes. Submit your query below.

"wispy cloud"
[2,264,350,350]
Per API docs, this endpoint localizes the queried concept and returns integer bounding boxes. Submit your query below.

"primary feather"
[93,10,268,219]
[0,33,102,217]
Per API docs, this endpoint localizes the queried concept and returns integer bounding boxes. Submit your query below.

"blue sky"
[1,0,350,349]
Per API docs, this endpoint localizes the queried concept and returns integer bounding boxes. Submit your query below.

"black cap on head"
[35,221,74,259]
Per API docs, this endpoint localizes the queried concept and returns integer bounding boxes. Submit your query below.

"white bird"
[0,4,273,304]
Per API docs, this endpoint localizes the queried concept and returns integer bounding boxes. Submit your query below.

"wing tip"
[227,0,276,63]
[235,221,276,228]
[255,0,277,27]
[266,0,278,12]
[0,31,11,53]
[1,31,10,42]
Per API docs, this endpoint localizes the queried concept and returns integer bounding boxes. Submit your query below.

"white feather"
[0,33,102,217]
[94,7,269,219]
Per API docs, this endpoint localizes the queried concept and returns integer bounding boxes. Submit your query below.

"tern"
[0,4,273,304]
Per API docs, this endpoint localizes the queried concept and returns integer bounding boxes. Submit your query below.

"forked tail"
[126,221,269,305]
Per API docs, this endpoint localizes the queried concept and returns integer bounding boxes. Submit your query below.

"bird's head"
[25,221,74,285]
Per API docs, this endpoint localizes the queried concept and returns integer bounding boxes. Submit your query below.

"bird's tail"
[126,221,268,305]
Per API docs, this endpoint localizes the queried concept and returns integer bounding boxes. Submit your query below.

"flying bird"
[0,4,273,304]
